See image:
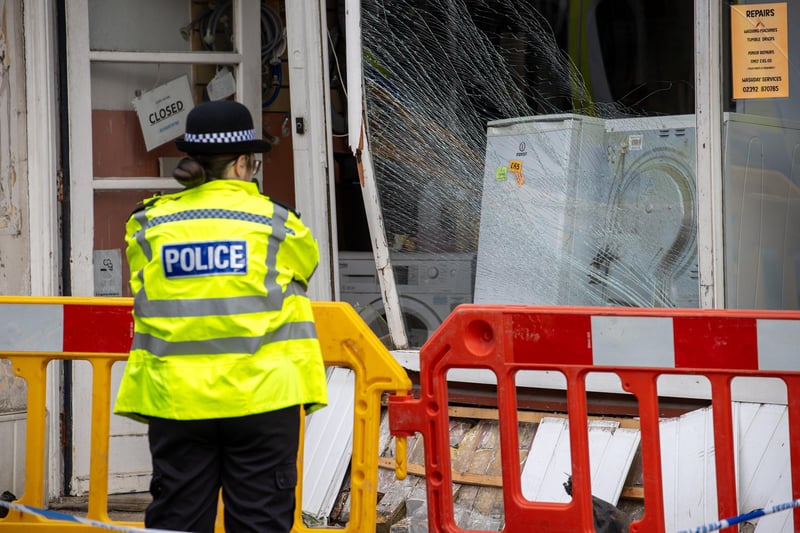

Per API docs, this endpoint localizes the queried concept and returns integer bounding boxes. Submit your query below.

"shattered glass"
[355,0,698,349]
[353,0,800,350]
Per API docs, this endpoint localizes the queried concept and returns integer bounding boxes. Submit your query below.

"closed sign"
[133,75,194,151]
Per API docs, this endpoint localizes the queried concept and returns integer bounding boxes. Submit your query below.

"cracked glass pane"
[355,0,698,348]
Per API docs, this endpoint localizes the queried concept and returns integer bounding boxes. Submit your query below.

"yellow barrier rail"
[0,296,411,532]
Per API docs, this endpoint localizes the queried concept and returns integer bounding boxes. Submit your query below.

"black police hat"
[176,100,272,154]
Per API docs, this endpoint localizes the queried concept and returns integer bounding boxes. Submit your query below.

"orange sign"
[731,3,789,99]
[509,160,524,187]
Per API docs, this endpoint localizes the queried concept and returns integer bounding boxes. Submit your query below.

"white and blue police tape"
[0,499,187,532]
[678,498,800,533]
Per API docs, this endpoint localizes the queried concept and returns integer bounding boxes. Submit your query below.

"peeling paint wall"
[0,0,32,412]
[0,360,25,411]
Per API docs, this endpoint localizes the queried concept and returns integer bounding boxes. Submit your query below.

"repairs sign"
[731,3,789,99]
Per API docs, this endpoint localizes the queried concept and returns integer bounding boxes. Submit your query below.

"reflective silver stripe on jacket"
[134,281,308,318]
[132,320,318,356]
[135,293,268,317]
[132,209,152,289]
[264,203,289,310]
[132,209,153,261]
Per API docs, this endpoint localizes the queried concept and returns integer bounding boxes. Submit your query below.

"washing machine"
[474,113,609,305]
[600,114,699,308]
[602,113,800,310]
[338,251,475,348]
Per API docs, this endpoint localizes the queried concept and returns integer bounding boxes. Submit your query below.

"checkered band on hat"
[184,129,257,144]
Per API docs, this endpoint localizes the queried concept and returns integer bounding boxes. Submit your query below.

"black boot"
[0,491,16,518]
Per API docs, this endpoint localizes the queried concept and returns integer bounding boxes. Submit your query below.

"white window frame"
[285,0,338,302]
[695,0,726,309]
[25,0,61,500]
[66,0,263,297]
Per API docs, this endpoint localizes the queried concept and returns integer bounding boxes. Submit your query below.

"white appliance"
[600,115,698,307]
[473,114,608,305]
[474,113,701,308]
[723,112,800,310]
[474,111,800,310]
[339,251,475,347]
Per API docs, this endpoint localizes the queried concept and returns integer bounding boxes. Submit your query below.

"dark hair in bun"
[172,157,207,188]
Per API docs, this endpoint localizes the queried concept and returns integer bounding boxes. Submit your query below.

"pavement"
[49,493,148,524]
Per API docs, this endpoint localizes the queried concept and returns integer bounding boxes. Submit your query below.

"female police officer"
[114,99,328,533]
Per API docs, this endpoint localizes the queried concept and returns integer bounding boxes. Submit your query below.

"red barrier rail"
[388,305,800,532]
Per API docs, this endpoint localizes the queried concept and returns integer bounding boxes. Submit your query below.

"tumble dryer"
[600,114,699,307]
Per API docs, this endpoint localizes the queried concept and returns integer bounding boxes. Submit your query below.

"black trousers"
[145,406,300,533]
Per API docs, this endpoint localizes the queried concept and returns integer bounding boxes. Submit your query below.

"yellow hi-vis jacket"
[114,179,328,422]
